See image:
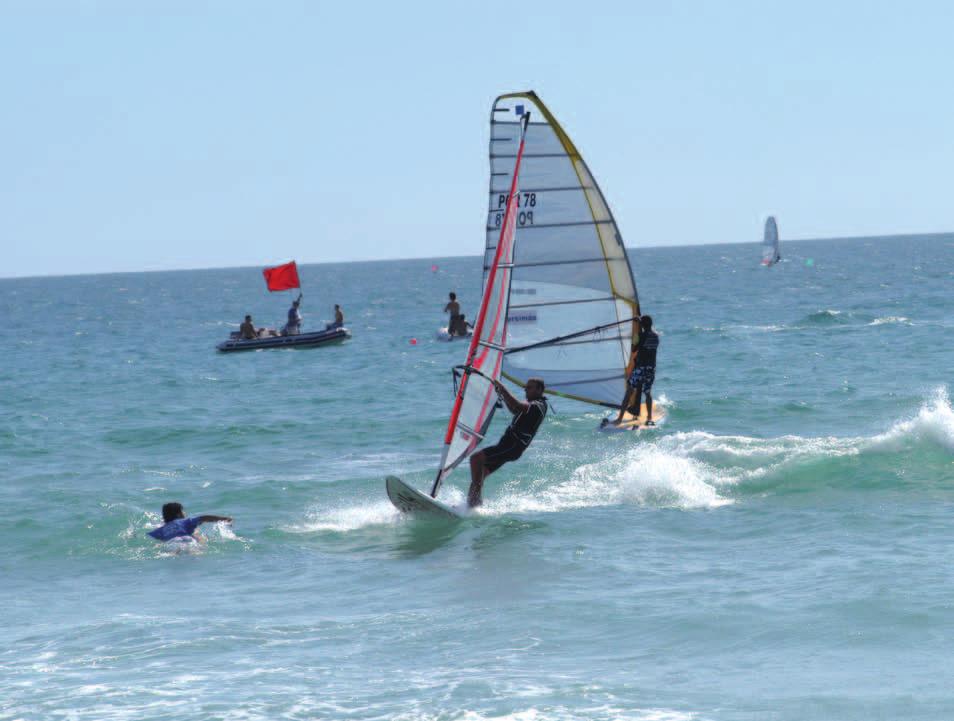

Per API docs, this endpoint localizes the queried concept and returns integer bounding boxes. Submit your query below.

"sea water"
[2,234,953,720]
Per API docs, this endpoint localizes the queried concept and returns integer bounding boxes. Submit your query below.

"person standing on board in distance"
[283,293,303,336]
[444,292,463,335]
[611,315,659,426]
[148,502,232,543]
[468,377,548,507]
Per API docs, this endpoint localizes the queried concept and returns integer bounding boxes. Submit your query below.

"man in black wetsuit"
[612,315,659,426]
[468,377,548,507]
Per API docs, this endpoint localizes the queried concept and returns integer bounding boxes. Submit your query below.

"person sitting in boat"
[610,315,659,427]
[326,304,344,330]
[240,315,258,340]
[148,502,232,543]
[282,294,303,336]
[468,377,548,507]
[444,292,465,336]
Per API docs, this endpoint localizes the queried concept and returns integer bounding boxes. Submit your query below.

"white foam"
[488,444,732,515]
[869,316,911,326]
[445,707,696,721]
[870,387,954,452]
[286,500,401,533]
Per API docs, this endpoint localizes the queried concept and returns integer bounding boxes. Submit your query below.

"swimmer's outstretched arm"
[197,515,232,525]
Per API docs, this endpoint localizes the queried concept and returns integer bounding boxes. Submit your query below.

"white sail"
[430,110,530,497]
[486,91,641,408]
[762,216,780,265]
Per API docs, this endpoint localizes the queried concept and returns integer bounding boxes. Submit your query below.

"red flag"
[262,261,300,291]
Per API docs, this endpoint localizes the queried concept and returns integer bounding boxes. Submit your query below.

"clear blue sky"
[3,0,953,277]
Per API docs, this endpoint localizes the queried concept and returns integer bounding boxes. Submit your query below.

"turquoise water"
[2,234,954,720]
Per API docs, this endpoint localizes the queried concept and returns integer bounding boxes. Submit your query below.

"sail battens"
[478,339,506,352]
[483,258,607,271]
[484,220,613,232]
[509,334,626,352]
[489,185,593,194]
[456,422,485,440]
[510,296,617,309]
[486,91,641,408]
[492,152,570,159]
[548,374,625,387]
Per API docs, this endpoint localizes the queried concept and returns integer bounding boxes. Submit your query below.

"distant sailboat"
[761,216,781,266]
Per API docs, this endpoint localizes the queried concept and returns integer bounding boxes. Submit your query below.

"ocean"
[2,234,953,720]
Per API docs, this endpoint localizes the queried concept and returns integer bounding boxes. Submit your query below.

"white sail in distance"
[762,216,780,265]
[486,91,641,408]
[430,110,531,497]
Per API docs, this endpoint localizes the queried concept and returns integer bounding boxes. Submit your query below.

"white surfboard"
[386,476,464,520]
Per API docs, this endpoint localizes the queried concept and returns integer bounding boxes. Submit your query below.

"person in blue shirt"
[283,293,303,336]
[148,502,232,542]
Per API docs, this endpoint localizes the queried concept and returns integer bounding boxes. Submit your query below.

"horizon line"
[3,230,952,282]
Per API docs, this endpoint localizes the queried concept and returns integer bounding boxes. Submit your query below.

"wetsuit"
[482,397,548,473]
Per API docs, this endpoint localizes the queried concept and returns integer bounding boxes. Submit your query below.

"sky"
[2,0,953,277]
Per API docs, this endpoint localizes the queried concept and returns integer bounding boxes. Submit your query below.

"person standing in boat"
[283,294,303,336]
[468,377,548,507]
[444,292,465,336]
[611,315,659,427]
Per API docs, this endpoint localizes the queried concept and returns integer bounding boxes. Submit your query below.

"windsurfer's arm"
[493,380,527,415]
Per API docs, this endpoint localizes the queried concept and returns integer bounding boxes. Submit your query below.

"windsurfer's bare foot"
[646,419,655,426]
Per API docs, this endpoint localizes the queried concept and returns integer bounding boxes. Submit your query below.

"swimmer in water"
[148,502,232,543]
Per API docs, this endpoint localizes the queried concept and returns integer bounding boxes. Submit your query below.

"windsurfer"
[467,377,548,507]
[612,315,659,426]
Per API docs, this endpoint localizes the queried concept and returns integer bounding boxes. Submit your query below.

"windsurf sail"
[487,91,641,408]
[761,216,780,265]
[429,110,531,497]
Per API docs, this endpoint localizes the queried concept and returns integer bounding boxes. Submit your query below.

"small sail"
[430,111,531,497]
[762,216,780,265]
[487,91,641,408]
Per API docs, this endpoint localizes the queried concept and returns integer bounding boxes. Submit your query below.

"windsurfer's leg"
[645,391,653,422]
[628,383,644,416]
[468,452,489,507]
[615,387,633,423]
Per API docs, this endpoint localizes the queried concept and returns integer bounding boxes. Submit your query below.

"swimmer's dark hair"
[528,377,545,391]
[162,502,185,523]
[640,315,653,331]
[449,292,457,300]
